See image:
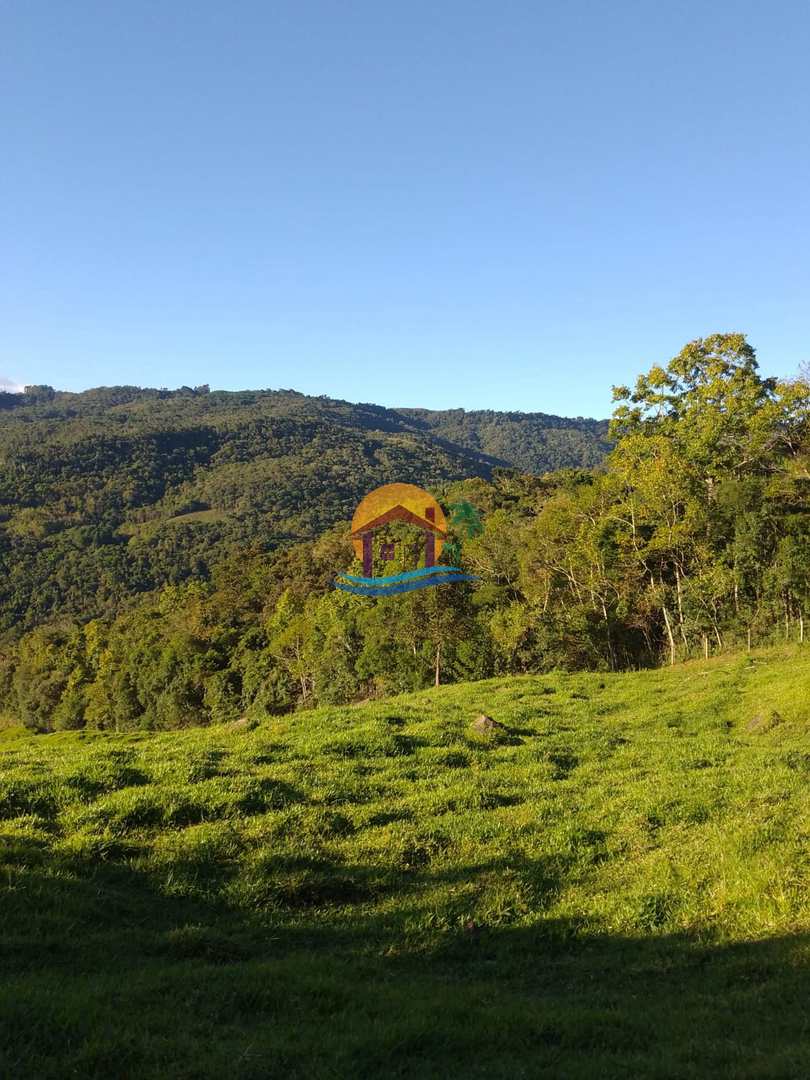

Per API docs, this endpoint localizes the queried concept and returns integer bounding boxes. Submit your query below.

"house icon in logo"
[351,482,448,577]
[335,483,480,597]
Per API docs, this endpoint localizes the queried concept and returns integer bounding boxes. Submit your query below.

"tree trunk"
[662,604,676,666]
[601,600,616,672]
[747,626,752,652]
[703,634,709,660]
[652,571,676,666]
[675,566,689,653]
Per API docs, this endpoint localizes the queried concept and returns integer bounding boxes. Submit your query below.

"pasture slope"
[1,646,809,1078]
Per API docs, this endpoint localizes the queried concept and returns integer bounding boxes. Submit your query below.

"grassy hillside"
[2,647,809,1078]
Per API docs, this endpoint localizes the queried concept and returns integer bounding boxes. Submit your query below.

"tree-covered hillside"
[0,385,608,632]
[1,334,807,735]
[398,407,610,474]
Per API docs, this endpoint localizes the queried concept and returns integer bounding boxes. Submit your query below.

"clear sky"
[2,1,809,417]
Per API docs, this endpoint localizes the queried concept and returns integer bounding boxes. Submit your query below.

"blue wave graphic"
[339,565,468,585]
[335,567,479,596]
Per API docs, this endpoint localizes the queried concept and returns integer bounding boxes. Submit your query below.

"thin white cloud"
[0,376,24,393]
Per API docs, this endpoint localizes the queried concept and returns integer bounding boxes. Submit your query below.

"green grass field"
[2,647,809,1078]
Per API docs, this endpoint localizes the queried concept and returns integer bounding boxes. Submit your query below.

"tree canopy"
[2,335,808,733]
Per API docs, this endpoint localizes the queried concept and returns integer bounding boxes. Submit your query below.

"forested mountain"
[2,334,808,735]
[0,384,609,631]
[398,407,609,474]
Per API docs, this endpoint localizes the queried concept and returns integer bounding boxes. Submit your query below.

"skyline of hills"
[0,383,610,632]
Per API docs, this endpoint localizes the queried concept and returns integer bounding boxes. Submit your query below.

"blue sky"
[2,1,809,417]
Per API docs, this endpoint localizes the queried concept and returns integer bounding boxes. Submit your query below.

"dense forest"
[1,333,808,733]
[0,384,609,632]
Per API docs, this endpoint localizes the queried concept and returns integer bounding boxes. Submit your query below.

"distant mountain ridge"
[396,406,610,474]
[0,384,610,631]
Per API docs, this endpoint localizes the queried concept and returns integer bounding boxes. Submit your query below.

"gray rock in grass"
[470,714,506,734]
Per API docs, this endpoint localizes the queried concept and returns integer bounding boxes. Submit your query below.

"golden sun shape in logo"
[351,483,448,575]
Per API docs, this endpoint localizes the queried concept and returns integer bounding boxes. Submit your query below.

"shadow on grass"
[1,838,808,1079]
